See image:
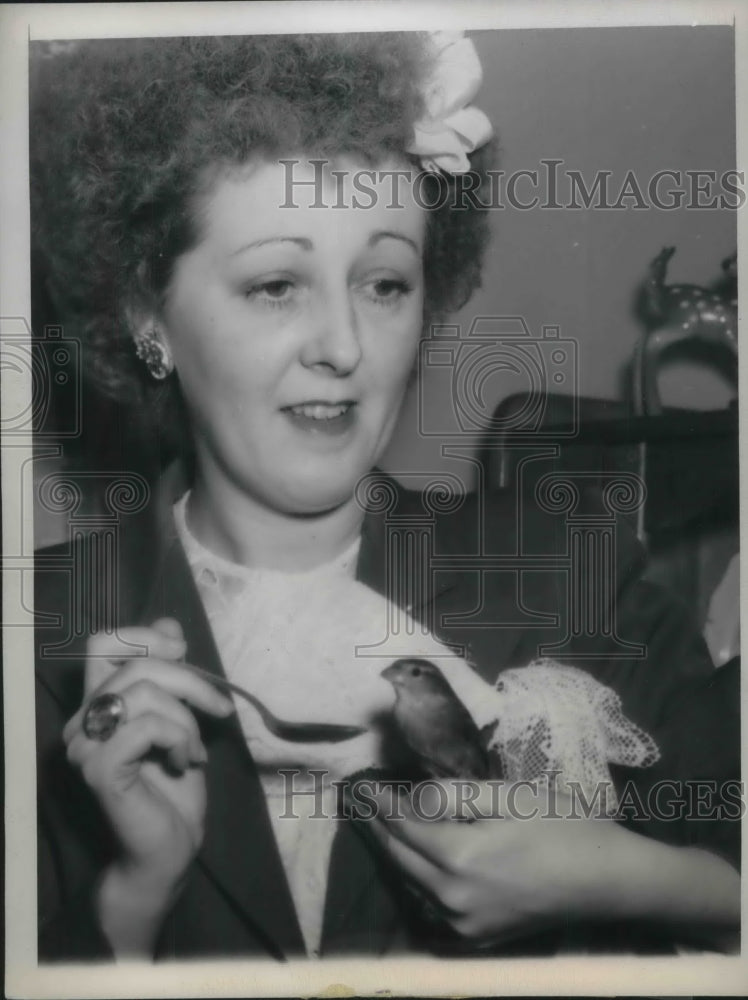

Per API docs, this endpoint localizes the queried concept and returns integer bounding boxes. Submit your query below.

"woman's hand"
[63,618,235,955]
[365,780,740,950]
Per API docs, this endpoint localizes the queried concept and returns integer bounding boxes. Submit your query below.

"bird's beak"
[380,664,398,683]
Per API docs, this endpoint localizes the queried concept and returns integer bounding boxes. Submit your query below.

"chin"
[272,449,378,512]
[273,473,360,517]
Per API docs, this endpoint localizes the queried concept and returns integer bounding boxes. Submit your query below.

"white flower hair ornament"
[408,31,494,174]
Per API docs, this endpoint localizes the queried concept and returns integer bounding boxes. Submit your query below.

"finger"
[72,712,202,783]
[412,778,508,820]
[64,660,234,742]
[84,653,119,698]
[386,811,464,870]
[366,786,457,870]
[100,659,234,716]
[365,816,448,897]
[151,618,185,644]
[117,680,206,760]
[87,627,186,664]
[68,717,208,868]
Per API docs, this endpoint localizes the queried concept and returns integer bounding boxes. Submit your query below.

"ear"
[125,292,170,345]
[126,260,175,352]
[125,299,175,381]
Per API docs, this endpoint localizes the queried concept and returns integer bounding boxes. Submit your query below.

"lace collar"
[172,491,361,596]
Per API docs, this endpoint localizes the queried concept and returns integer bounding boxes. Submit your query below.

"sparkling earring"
[134,328,173,380]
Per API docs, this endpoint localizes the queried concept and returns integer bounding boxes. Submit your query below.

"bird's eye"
[410,666,421,677]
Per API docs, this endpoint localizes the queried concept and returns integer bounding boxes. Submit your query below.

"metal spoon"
[182,661,368,743]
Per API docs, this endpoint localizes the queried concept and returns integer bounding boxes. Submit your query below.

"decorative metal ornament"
[639,247,738,349]
[634,247,738,416]
[134,329,173,380]
[82,692,128,742]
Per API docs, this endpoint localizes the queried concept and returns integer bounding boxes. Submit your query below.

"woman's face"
[158,158,426,516]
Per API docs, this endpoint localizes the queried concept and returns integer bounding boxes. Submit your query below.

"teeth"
[289,403,349,420]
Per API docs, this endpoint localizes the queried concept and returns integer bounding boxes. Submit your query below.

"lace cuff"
[482,659,660,812]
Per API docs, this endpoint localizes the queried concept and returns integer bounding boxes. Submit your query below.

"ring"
[83,692,128,741]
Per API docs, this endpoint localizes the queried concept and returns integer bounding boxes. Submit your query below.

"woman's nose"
[301,290,363,376]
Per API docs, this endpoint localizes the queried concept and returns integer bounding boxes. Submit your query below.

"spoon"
[182,661,368,743]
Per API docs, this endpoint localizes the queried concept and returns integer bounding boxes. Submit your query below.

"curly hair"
[30,33,496,464]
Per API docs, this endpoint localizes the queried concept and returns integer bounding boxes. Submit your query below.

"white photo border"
[2,1,746,996]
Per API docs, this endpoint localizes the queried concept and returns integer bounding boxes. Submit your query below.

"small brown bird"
[381,658,500,780]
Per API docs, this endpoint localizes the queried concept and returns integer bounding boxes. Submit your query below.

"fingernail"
[193,744,208,765]
[219,698,235,715]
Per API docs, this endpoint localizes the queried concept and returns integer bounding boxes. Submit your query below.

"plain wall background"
[382,25,737,488]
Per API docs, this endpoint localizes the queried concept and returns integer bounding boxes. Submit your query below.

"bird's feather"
[381,658,503,780]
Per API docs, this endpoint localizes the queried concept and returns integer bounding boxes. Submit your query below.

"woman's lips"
[281,401,357,436]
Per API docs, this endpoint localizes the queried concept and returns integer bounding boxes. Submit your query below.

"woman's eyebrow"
[367,231,420,254]
[230,236,313,256]
[229,231,419,257]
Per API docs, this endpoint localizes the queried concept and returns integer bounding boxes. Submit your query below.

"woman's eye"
[362,277,413,307]
[245,279,295,308]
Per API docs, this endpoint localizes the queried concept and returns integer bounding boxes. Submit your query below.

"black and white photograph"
[2,1,745,995]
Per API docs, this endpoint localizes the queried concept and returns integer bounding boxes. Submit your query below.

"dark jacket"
[35,473,739,961]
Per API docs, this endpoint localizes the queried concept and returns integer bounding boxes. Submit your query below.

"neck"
[186,468,366,572]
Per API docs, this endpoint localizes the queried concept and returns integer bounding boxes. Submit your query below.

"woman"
[32,32,740,962]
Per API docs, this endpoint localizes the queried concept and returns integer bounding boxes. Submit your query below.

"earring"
[134,328,173,380]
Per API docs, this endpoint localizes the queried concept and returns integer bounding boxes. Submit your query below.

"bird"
[381,658,501,780]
